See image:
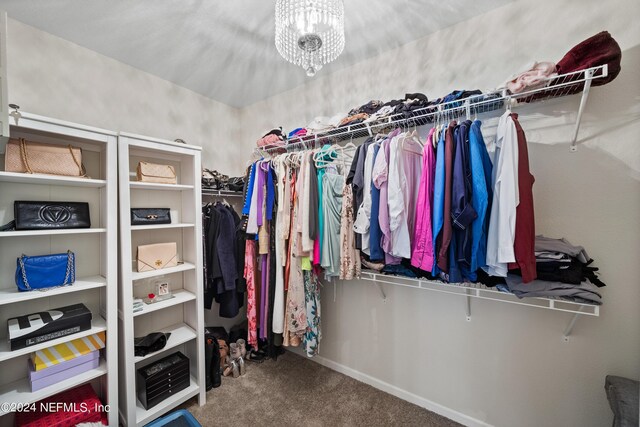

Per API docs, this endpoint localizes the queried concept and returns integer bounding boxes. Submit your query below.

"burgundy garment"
[556,31,621,86]
[507,114,537,283]
[436,121,457,273]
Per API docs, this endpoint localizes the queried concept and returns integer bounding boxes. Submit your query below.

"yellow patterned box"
[30,332,106,371]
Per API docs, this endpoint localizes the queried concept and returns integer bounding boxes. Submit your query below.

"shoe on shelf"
[246,349,265,363]
[237,356,246,376]
[230,342,242,361]
[223,358,238,378]
[218,339,229,371]
[236,339,247,359]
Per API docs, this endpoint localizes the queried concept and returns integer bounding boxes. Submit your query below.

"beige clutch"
[136,161,177,184]
[5,138,85,177]
[136,242,178,272]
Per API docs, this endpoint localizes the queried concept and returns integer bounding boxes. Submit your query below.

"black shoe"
[205,335,214,391]
[211,338,222,388]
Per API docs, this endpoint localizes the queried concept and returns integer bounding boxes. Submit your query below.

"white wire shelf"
[358,270,599,316]
[255,65,608,156]
[201,188,244,198]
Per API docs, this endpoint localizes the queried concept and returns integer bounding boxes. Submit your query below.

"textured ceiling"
[0,0,514,108]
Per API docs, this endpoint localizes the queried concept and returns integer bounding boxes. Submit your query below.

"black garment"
[203,203,221,308]
[348,100,383,116]
[352,140,372,250]
[214,204,238,294]
[308,160,319,240]
[512,258,606,288]
[451,120,477,273]
[203,202,246,317]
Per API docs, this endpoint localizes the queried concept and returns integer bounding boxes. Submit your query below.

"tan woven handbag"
[136,161,177,184]
[4,138,85,177]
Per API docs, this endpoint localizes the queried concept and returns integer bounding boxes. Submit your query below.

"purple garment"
[374,129,402,265]
[402,143,422,241]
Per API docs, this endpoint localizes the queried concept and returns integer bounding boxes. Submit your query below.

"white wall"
[240,0,640,426]
[5,18,244,174]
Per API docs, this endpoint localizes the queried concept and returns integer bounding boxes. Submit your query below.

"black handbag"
[134,332,171,357]
[226,177,245,192]
[131,208,171,226]
[14,201,90,230]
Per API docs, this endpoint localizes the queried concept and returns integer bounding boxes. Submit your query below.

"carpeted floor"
[181,351,462,426]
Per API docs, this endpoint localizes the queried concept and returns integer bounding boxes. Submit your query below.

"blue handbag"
[15,251,75,291]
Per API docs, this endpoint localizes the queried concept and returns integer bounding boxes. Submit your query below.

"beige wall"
[6,18,244,174]
[241,0,640,426]
[5,1,640,425]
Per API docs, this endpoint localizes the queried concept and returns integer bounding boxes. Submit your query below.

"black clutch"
[14,201,90,230]
[134,332,171,357]
[131,208,171,226]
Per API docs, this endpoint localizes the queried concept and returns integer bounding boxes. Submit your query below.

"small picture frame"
[156,281,170,297]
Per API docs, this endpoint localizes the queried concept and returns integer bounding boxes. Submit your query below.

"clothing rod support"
[563,306,585,341]
[570,67,597,152]
[377,282,387,302]
[465,291,472,321]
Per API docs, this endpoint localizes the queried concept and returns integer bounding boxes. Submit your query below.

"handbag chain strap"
[19,138,86,177]
[18,250,74,291]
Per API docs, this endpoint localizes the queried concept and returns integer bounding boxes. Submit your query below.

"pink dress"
[244,240,258,348]
[411,128,437,270]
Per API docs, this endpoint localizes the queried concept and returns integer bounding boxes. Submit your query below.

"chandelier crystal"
[275,0,345,77]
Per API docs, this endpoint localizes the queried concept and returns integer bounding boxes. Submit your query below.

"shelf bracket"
[563,306,584,341]
[465,290,472,321]
[377,282,387,302]
[365,122,373,137]
[570,68,595,152]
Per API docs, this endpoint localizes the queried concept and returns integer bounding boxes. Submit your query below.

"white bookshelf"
[118,133,205,426]
[0,112,118,426]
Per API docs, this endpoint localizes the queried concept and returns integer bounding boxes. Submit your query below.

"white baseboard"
[301,351,492,427]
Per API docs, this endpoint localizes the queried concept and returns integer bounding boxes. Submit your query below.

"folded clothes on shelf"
[504,275,602,305]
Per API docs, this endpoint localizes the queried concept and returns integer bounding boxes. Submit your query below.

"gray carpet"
[181,351,462,426]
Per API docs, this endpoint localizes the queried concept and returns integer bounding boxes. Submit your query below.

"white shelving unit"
[0,113,118,425]
[118,133,205,426]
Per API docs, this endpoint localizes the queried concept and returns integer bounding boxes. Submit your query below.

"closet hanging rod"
[254,65,607,157]
[201,189,244,197]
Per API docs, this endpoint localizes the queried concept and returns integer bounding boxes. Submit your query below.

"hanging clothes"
[451,120,477,281]
[303,270,321,357]
[244,239,258,348]
[468,120,493,281]
[372,130,402,265]
[485,112,519,277]
[507,113,537,283]
[411,127,437,271]
[431,128,446,276]
[339,183,360,280]
[368,143,384,262]
[436,121,457,274]
[321,171,345,278]
[353,143,376,255]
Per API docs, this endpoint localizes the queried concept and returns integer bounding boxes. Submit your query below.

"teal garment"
[315,145,338,265]
[321,172,345,278]
[317,166,325,265]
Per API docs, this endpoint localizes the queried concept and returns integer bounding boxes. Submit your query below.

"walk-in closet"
[0,1,638,426]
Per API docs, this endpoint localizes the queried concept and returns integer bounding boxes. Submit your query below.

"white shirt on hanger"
[388,133,413,259]
[484,111,520,277]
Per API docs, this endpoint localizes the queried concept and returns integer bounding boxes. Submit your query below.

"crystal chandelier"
[275,0,345,77]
